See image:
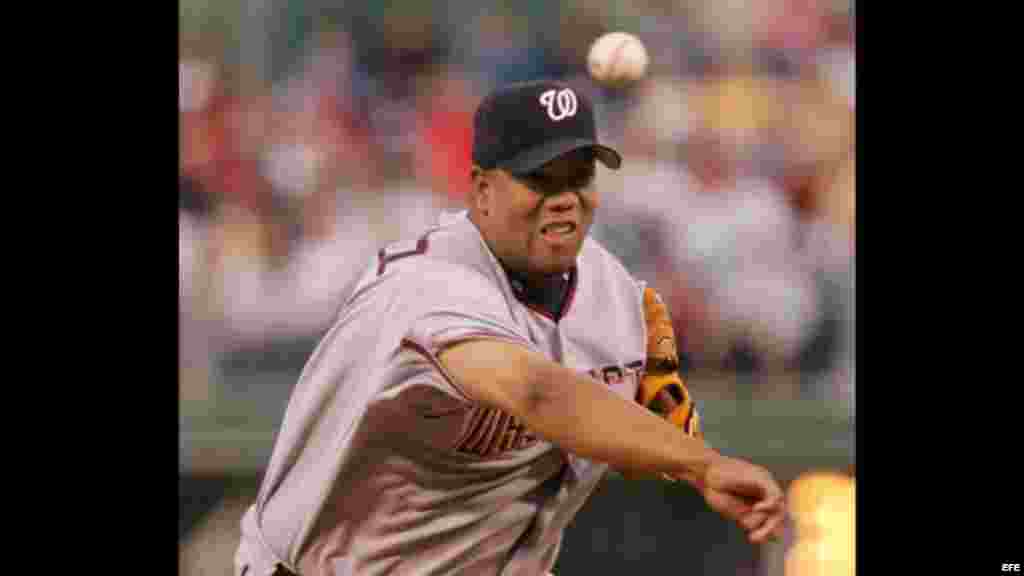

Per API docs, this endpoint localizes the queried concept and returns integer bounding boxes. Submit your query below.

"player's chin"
[532,253,577,276]
[527,237,584,275]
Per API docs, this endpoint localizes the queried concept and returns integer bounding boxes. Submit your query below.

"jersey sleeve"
[392,261,536,405]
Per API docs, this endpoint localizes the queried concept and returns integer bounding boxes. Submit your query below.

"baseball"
[587,31,649,87]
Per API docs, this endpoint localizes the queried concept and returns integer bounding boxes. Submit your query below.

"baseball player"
[234,80,786,576]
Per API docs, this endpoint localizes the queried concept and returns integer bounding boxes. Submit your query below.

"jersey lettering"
[589,361,644,389]
[453,361,641,458]
[455,406,538,457]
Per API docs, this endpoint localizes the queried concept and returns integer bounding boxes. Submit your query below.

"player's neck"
[504,267,575,321]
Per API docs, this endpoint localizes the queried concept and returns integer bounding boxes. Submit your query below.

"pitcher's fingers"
[748,512,786,544]
[706,487,753,519]
[753,491,782,508]
[752,495,784,514]
[739,512,767,532]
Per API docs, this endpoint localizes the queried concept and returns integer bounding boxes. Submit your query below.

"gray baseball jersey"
[235,211,649,576]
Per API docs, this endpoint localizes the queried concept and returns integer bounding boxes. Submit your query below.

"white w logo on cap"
[539,88,578,121]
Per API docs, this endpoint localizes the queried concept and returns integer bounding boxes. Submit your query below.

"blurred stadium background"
[179,0,855,573]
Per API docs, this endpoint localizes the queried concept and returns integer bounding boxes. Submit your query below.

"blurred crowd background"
[179,0,855,573]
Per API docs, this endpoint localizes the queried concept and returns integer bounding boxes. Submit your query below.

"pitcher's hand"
[701,455,787,544]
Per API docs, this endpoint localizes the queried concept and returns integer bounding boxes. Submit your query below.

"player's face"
[479,149,600,277]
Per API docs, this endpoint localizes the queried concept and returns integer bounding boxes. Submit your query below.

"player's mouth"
[539,221,578,244]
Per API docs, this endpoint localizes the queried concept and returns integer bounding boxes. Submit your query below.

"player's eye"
[520,172,555,194]
[568,166,595,190]
[521,166,593,195]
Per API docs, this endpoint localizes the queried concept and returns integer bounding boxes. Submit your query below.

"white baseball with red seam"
[587,31,649,87]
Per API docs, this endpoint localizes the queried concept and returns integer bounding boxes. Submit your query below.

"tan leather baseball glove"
[618,287,704,483]
[638,286,702,439]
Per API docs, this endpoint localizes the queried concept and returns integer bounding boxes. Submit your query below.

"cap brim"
[500,138,622,174]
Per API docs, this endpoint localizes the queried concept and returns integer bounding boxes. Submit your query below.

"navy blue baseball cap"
[472,80,622,175]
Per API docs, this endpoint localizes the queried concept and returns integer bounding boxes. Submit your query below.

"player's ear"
[471,166,492,214]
